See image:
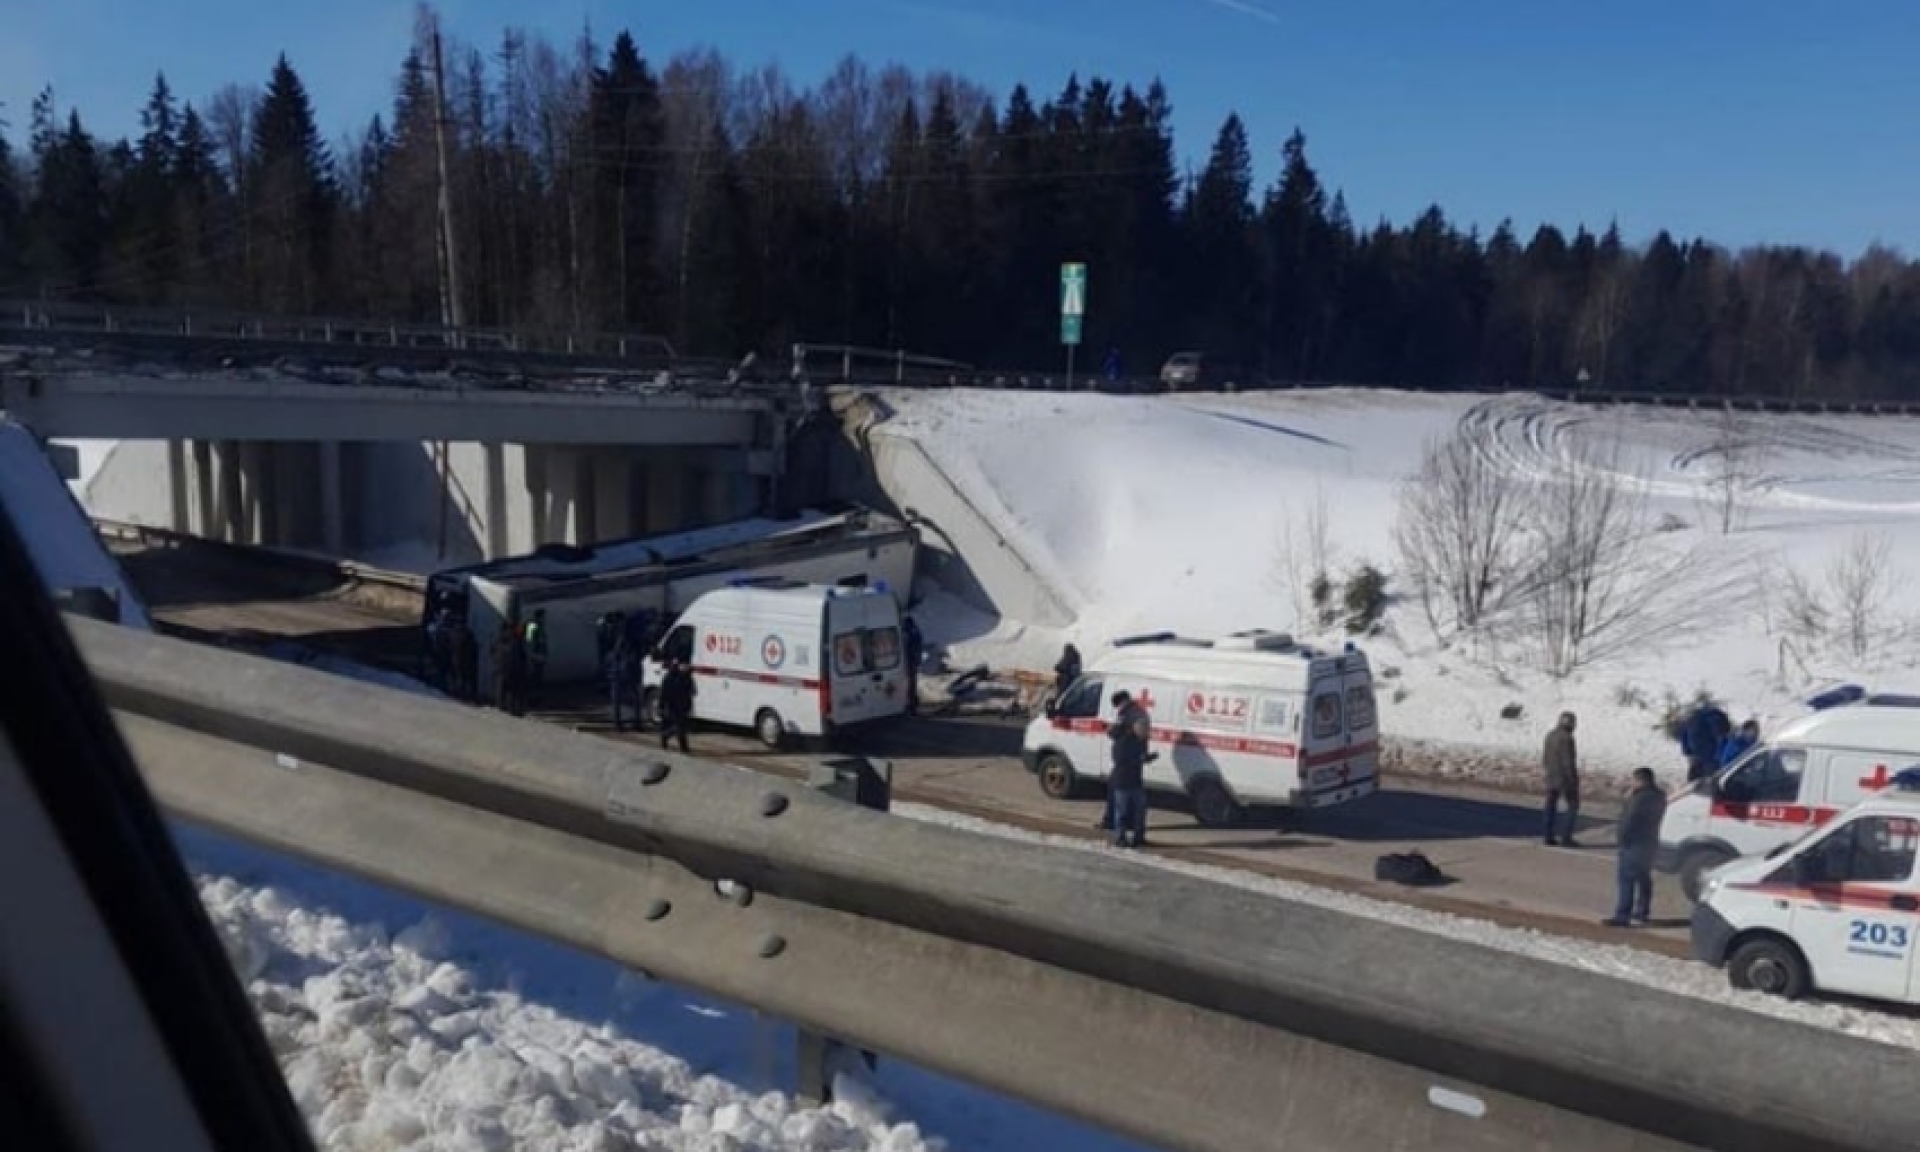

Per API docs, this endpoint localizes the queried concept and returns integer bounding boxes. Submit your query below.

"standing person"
[607,633,637,733]
[659,658,696,754]
[1680,701,1731,783]
[1605,767,1668,927]
[452,619,477,702]
[596,610,625,682]
[426,608,453,690]
[523,609,549,702]
[1542,711,1581,848]
[1101,346,1123,383]
[492,624,528,717]
[1718,718,1759,768]
[1106,690,1155,849]
[902,615,925,717]
[1054,644,1083,698]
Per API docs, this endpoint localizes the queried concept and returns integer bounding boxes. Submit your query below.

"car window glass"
[867,626,901,670]
[833,631,867,675]
[1057,677,1103,719]
[1345,685,1376,730]
[1724,747,1805,804]
[1312,691,1342,739]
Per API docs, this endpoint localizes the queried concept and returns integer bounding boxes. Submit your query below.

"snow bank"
[180,827,1148,1152]
[891,803,1920,1050]
[880,388,1920,779]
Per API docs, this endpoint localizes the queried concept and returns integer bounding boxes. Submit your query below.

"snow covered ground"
[878,388,1920,778]
[181,825,1150,1152]
[891,803,1920,1050]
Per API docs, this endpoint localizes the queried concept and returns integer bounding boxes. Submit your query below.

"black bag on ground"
[1374,850,1446,887]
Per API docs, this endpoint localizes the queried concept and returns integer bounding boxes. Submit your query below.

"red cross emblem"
[1861,764,1892,790]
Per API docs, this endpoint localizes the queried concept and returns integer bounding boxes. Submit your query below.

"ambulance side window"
[1722,748,1805,804]
[1055,677,1104,719]
[1798,816,1920,884]
[1311,690,1342,739]
[661,625,694,664]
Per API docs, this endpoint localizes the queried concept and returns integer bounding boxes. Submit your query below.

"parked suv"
[1158,351,1248,392]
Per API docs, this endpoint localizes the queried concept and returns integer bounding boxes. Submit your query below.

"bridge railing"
[71,615,1908,1152]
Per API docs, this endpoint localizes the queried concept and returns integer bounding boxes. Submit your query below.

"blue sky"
[6,0,1915,256]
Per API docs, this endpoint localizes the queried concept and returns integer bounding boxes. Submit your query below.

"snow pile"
[879,388,1920,777]
[182,828,1146,1152]
[893,803,1920,1050]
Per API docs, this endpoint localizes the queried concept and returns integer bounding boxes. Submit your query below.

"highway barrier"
[72,617,1909,1152]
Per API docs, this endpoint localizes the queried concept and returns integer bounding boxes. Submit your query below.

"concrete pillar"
[214,440,243,544]
[191,440,215,538]
[703,468,732,525]
[239,440,269,545]
[271,442,302,548]
[166,440,190,533]
[483,442,507,559]
[319,441,344,554]
[645,459,686,533]
[526,444,552,546]
[594,452,633,539]
[570,447,596,544]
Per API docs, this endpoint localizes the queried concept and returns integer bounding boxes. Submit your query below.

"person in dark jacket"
[607,635,640,732]
[1542,711,1580,847]
[1106,691,1157,849]
[659,658,696,754]
[1605,767,1668,927]
[492,625,528,717]
[1054,644,1083,698]
[1718,718,1759,768]
[902,615,925,716]
[523,609,550,702]
[1680,703,1731,782]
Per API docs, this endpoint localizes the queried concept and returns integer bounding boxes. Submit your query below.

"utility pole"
[428,22,466,337]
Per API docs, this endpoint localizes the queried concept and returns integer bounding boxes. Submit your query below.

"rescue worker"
[523,609,550,701]
[451,618,477,702]
[1542,711,1580,847]
[1054,644,1083,698]
[1679,702,1731,783]
[596,610,626,681]
[902,615,925,716]
[659,658,696,754]
[492,624,529,717]
[426,607,454,690]
[1718,718,1759,768]
[1605,767,1667,927]
[607,632,639,732]
[1106,690,1155,849]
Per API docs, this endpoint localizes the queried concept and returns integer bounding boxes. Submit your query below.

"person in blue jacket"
[1718,718,1759,768]
[1679,703,1731,782]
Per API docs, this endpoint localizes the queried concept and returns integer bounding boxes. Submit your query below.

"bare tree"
[1830,532,1895,659]
[1695,403,1764,534]
[1392,425,1529,637]
[1267,482,1337,632]
[1513,436,1722,677]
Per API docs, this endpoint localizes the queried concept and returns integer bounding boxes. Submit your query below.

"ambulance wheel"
[1191,778,1243,828]
[1728,936,1809,1000]
[1679,847,1735,904]
[755,708,787,750]
[640,688,662,731]
[1036,752,1081,800]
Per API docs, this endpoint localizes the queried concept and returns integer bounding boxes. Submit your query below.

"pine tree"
[171,103,235,306]
[26,109,108,297]
[0,103,22,291]
[1184,113,1259,361]
[247,55,335,311]
[587,31,666,330]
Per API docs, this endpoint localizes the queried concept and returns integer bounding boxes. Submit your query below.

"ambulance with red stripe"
[1658,693,1920,903]
[1021,630,1378,827]
[1692,776,1920,1004]
[644,581,908,749]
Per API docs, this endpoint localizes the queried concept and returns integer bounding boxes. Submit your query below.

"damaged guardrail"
[72,616,1907,1152]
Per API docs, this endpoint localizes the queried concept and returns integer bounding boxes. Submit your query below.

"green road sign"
[1060,262,1086,346]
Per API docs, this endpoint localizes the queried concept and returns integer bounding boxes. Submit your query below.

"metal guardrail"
[71,616,1909,1152]
[5,299,679,363]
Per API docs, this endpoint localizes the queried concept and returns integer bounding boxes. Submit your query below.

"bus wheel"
[1728,936,1809,1000]
[1191,778,1243,828]
[1680,847,1735,904]
[1037,752,1080,801]
[755,708,787,750]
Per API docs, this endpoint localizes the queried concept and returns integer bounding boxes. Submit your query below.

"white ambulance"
[1657,694,1920,902]
[643,580,909,748]
[1020,630,1379,827]
[1691,777,1920,1004]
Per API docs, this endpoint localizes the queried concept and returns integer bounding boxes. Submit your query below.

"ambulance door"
[1303,676,1346,796]
[1713,746,1814,856]
[1782,813,1920,1003]
[1340,665,1379,794]
[690,615,752,727]
[1045,674,1108,781]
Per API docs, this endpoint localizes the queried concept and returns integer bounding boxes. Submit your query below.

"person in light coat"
[1542,711,1580,847]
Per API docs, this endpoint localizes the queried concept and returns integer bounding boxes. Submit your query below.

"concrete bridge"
[1,311,797,563]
